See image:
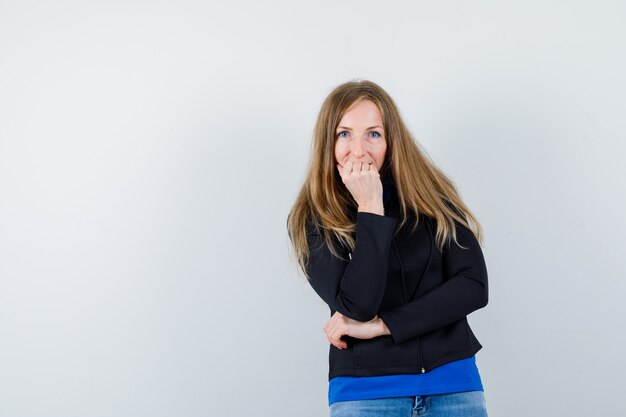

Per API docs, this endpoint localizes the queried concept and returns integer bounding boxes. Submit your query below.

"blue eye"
[337,131,349,138]
[369,131,381,138]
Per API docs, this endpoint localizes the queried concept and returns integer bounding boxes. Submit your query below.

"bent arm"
[378,220,488,344]
[305,212,397,321]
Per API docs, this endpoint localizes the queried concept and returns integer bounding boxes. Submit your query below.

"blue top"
[328,356,483,406]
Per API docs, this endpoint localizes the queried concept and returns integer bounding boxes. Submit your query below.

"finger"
[327,323,348,349]
[324,314,338,331]
[333,338,346,350]
[324,318,337,334]
[325,321,337,338]
[328,315,343,335]
[330,326,345,345]
[327,332,343,350]
[325,312,344,338]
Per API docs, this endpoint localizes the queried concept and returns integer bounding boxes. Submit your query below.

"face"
[334,99,387,172]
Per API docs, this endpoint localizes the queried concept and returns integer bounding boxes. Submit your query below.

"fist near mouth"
[336,160,384,215]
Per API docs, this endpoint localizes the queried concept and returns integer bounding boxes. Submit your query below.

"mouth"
[344,159,374,165]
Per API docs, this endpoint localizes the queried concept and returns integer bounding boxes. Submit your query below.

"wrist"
[358,204,385,216]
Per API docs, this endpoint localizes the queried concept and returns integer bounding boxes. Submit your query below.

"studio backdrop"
[1,1,624,416]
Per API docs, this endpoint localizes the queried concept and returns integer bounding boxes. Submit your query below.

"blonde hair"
[287,80,483,278]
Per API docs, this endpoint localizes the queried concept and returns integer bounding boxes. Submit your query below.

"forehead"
[338,99,383,127]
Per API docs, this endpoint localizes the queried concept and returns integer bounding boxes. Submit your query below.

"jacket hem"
[328,346,482,380]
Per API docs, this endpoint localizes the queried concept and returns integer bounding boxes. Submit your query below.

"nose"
[350,136,366,158]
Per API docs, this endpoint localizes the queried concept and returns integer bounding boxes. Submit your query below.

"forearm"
[378,276,487,344]
[306,212,397,321]
[379,219,489,344]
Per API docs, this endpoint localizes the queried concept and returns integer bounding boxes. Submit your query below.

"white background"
[1,1,625,416]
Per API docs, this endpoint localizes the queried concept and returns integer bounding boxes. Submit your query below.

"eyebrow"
[336,125,383,131]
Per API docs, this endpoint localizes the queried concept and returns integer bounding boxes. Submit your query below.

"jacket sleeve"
[305,212,397,321]
[378,219,488,345]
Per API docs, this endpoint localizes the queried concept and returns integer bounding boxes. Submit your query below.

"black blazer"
[305,179,488,379]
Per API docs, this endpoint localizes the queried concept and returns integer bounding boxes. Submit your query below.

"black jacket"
[305,179,488,380]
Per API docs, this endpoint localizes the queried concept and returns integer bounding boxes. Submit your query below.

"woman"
[287,80,489,417]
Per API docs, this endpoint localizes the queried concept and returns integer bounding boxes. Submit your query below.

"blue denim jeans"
[329,391,488,417]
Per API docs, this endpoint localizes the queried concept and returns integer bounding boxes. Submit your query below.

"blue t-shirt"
[329,356,483,406]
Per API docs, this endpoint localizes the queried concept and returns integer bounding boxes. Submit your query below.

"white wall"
[1,1,624,416]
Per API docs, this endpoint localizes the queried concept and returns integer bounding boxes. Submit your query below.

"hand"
[336,160,384,214]
[323,311,390,349]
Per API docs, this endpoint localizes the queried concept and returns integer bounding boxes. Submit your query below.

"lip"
[342,160,374,165]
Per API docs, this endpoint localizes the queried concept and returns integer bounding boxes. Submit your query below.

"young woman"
[287,80,490,417]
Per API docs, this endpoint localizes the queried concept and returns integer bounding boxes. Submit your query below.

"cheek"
[375,146,387,170]
[334,142,346,160]
[377,144,387,161]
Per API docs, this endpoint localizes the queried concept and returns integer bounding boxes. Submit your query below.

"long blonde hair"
[287,80,483,278]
